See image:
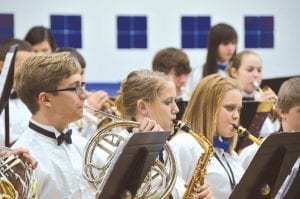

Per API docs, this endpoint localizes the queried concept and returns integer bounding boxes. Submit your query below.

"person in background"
[184,23,237,100]
[239,77,300,170]
[170,74,244,199]
[152,47,191,98]
[115,69,212,199]
[24,26,56,54]
[225,50,280,139]
[0,39,34,146]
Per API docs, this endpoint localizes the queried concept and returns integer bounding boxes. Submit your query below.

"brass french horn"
[82,105,176,198]
[0,149,37,199]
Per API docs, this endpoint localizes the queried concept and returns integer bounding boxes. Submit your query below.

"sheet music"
[0,52,14,97]
[274,156,300,199]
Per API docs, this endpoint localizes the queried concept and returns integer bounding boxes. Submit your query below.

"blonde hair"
[115,70,172,120]
[182,74,241,154]
[15,52,81,113]
[225,50,260,77]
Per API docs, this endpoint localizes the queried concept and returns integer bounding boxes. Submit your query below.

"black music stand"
[261,75,300,94]
[96,131,170,199]
[0,44,18,147]
[176,99,188,120]
[240,101,260,129]
[230,132,300,199]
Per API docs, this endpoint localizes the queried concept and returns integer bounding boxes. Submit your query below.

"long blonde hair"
[182,74,241,154]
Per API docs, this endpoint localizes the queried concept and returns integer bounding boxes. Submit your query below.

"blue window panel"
[245,33,259,48]
[118,34,131,48]
[260,16,273,31]
[51,15,65,30]
[118,17,131,31]
[134,34,147,48]
[260,32,273,48]
[181,16,211,48]
[245,16,274,48]
[68,33,82,48]
[68,16,81,30]
[196,17,210,31]
[117,16,147,49]
[182,34,195,48]
[0,14,14,44]
[196,33,208,48]
[134,17,147,31]
[245,17,259,31]
[51,15,82,48]
[182,17,196,31]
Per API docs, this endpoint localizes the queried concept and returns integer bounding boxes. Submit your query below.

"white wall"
[1,0,300,82]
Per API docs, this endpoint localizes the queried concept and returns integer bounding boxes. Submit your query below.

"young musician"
[152,47,191,98]
[115,69,212,199]
[169,74,244,199]
[183,23,237,100]
[12,53,161,198]
[226,50,280,139]
[239,77,300,169]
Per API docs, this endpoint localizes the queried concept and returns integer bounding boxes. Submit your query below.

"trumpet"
[253,81,278,121]
[82,105,176,198]
[232,124,262,146]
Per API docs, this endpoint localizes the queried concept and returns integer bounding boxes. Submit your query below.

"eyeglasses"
[45,82,86,96]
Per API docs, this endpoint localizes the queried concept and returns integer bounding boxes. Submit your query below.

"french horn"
[0,149,37,199]
[82,105,176,198]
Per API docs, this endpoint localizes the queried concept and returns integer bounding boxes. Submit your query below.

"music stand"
[0,44,18,147]
[175,99,188,120]
[96,131,170,199]
[230,132,300,199]
[261,75,300,94]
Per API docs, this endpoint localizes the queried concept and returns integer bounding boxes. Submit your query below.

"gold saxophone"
[174,121,213,199]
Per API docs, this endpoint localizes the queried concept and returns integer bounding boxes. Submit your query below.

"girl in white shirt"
[170,74,245,199]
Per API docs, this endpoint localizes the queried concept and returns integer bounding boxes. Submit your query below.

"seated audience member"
[226,50,280,139]
[152,47,191,98]
[239,77,300,170]
[115,69,212,199]
[183,23,237,100]
[169,74,244,199]
[12,52,161,198]
[0,39,33,146]
[24,26,56,54]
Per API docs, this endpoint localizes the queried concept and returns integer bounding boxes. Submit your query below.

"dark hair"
[56,47,86,69]
[0,39,32,61]
[24,26,57,51]
[202,23,237,78]
[152,47,191,75]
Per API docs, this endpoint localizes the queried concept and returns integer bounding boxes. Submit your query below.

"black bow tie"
[29,122,72,146]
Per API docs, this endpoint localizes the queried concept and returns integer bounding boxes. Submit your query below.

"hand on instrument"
[132,117,162,133]
[87,90,110,112]
[187,181,212,199]
[255,90,277,103]
[2,148,38,169]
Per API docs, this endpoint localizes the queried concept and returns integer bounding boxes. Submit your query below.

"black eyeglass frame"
[44,82,86,95]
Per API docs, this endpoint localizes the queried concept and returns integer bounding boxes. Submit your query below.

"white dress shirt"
[12,119,102,199]
[169,132,245,199]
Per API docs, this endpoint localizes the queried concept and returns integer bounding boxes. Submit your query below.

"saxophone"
[174,121,213,199]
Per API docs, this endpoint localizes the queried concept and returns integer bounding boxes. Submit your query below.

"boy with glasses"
[12,52,162,198]
[12,52,95,198]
